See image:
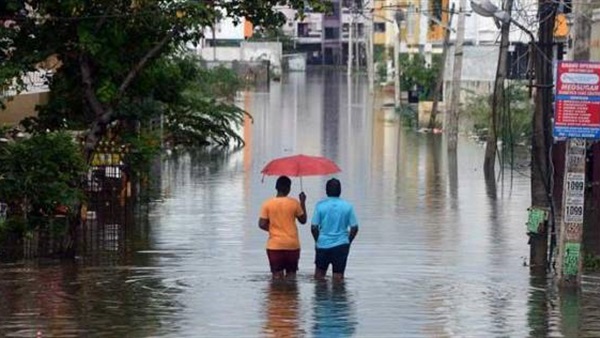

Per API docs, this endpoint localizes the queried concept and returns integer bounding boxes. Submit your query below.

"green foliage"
[584,253,600,272]
[396,105,418,129]
[194,65,242,101]
[0,132,86,234]
[398,53,441,100]
[163,60,247,148]
[167,97,247,148]
[1,0,328,153]
[462,82,533,146]
[249,27,296,52]
[122,130,162,176]
[374,45,387,63]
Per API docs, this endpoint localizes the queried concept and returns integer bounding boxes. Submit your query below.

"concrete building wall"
[198,47,241,61]
[591,9,600,61]
[0,92,48,126]
[443,45,498,104]
[240,42,283,75]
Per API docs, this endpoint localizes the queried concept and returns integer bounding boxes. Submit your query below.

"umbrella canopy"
[261,154,341,177]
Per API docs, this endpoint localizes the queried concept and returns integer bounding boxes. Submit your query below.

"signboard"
[564,171,586,224]
[554,61,600,139]
[564,242,581,276]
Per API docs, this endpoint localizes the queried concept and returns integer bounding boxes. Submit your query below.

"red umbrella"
[261,154,341,190]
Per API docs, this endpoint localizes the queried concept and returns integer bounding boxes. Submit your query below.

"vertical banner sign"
[559,139,587,281]
[554,61,600,139]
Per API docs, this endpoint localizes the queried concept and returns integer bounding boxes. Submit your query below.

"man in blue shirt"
[311,178,359,280]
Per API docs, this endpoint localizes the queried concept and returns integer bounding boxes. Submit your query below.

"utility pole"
[348,11,353,77]
[394,26,401,110]
[393,9,406,111]
[212,20,217,61]
[446,0,466,151]
[529,0,556,274]
[366,11,374,94]
[483,0,514,180]
[571,0,592,60]
[428,4,455,129]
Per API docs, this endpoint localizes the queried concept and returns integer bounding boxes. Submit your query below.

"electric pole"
[428,4,455,129]
[348,10,353,77]
[394,26,401,110]
[446,0,466,151]
[529,0,556,273]
[483,0,514,180]
[366,11,374,94]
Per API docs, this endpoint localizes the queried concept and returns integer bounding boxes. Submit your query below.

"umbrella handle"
[300,177,303,192]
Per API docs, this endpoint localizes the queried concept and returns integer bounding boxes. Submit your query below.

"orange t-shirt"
[260,197,304,250]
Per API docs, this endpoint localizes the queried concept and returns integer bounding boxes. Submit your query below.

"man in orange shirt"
[259,176,307,279]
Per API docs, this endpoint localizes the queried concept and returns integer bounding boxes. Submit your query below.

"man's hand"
[349,226,358,244]
[259,218,270,232]
[311,225,319,242]
[297,192,307,224]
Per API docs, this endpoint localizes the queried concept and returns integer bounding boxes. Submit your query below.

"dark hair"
[276,176,291,194]
[326,178,341,197]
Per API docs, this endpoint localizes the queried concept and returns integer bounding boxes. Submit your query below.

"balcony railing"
[1,70,52,98]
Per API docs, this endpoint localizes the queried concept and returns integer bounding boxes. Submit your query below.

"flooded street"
[2,69,600,337]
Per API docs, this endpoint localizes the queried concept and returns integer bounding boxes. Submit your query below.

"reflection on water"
[2,69,600,337]
[312,281,356,338]
[262,280,302,338]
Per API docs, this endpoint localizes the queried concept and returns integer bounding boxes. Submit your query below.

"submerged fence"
[0,142,137,261]
[79,145,133,260]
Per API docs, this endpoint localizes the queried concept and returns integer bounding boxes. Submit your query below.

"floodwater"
[2,70,600,337]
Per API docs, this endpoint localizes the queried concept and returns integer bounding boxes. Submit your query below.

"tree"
[398,53,440,101]
[0,0,328,160]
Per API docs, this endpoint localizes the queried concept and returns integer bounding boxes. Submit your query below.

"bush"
[0,132,86,236]
[462,82,533,145]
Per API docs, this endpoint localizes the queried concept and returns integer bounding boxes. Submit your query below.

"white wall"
[443,45,499,103]
[201,8,246,41]
[448,0,538,45]
[198,47,241,61]
[241,42,284,75]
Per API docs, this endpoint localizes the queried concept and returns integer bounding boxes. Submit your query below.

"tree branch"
[118,29,176,95]
[79,55,106,118]
[80,29,176,158]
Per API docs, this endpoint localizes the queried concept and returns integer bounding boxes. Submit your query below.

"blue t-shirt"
[311,197,358,249]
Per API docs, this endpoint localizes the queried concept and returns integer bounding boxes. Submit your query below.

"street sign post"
[554,61,600,287]
[554,61,600,139]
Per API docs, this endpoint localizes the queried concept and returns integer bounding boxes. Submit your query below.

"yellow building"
[426,0,450,42]
[373,0,450,53]
[0,55,59,127]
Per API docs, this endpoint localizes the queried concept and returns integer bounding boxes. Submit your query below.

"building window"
[374,22,385,33]
[324,27,339,40]
[429,0,443,27]
[298,23,309,37]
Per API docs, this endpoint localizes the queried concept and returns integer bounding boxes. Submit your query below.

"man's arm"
[349,226,358,244]
[258,218,269,232]
[311,225,319,242]
[297,192,307,224]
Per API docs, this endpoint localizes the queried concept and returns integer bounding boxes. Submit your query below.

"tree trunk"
[80,31,175,161]
[483,0,513,180]
[446,0,466,151]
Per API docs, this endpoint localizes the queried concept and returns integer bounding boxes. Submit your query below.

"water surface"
[2,70,600,337]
